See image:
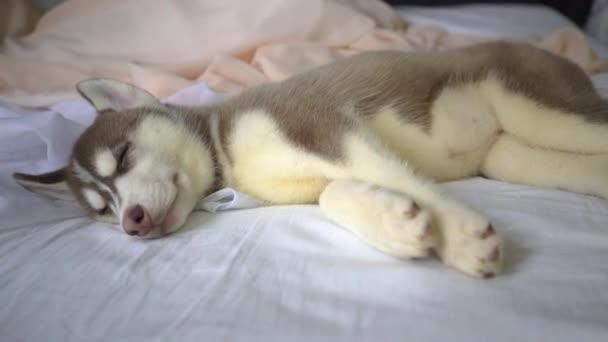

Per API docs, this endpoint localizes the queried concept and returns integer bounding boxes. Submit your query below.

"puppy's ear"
[13,168,75,201]
[76,78,161,112]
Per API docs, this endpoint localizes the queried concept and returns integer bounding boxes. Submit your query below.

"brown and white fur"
[13,42,608,278]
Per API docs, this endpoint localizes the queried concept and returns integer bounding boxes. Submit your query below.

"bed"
[1,3,608,342]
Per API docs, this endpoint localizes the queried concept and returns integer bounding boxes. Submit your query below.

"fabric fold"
[0,0,606,108]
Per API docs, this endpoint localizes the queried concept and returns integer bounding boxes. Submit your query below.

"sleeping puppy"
[14,41,608,278]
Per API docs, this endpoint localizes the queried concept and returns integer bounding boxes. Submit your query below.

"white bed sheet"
[2,4,608,342]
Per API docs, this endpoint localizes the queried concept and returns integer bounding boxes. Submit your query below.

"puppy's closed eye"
[116,142,131,173]
[98,205,111,216]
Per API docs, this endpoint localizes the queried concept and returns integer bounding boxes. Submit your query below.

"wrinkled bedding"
[0,0,607,107]
[1,3,608,342]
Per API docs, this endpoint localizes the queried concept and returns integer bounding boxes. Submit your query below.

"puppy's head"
[14,79,215,238]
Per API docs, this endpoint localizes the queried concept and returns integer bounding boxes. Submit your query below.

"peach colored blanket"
[1,0,607,108]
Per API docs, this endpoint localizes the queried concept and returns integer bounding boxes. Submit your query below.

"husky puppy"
[14,42,608,278]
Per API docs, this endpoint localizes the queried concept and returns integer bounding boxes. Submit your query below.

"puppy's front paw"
[378,196,436,259]
[320,181,436,259]
[436,209,503,278]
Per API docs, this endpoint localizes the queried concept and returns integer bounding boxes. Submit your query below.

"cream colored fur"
[82,188,105,211]
[319,180,435,258]
[93,148,117,177]
[225,107,504,277]
[228,110,342,204]
[480,78,608,153]
[116,115,215,237]
[482,135,608,199]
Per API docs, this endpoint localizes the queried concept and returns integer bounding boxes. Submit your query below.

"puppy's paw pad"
[486,246,501,263]
[439,216,503,278]
[480,271,496,279]
[402,202,420,219]
[479,224,495,239]
[367,191,437,258]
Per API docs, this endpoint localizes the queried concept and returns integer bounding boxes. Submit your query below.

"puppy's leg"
[340,132,503,278]
[484,80,608,154]
[252,177,332,205]
[482,134,608,199]
[227,111,501,276]
[319,180,435,259]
